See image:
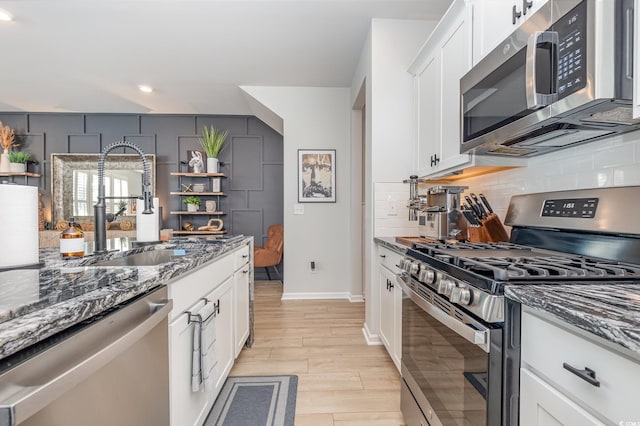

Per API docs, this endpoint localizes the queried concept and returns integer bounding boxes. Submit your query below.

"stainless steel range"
[397,186,640,426]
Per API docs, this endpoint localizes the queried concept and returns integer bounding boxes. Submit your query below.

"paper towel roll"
[0,184,39,268]
[136,197,160,242]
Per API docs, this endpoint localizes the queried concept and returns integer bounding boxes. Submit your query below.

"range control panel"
[541,197,599,218]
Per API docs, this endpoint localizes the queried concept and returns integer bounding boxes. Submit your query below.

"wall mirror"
[51,153,156,224]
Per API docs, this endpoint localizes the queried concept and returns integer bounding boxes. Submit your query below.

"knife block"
[482,214,509,242]
[468,226,490,243]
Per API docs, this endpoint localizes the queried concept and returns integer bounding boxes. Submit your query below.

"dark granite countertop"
[505,283,640,358]
[0,236,250,360]
[374,237,410,254]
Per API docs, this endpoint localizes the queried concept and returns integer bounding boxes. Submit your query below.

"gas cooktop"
[410,241,640,282]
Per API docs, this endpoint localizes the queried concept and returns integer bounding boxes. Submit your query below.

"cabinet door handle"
[522,0,533,15]
[243,269,249,274]
[388,280,394,290]
[242,254,248,258]
[380,254,386,258]
[512,5,522,24]
[562,363,601,387]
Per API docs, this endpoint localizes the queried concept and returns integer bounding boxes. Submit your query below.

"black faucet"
[93,141,153,253]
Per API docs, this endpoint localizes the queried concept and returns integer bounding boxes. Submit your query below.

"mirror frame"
[51,153,156,224]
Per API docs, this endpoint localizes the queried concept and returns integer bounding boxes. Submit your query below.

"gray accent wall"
[0,112,283,251]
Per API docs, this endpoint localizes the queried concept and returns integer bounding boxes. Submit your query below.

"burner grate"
[460,256,640,281]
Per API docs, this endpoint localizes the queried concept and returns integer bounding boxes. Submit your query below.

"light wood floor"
[229,281,405,426]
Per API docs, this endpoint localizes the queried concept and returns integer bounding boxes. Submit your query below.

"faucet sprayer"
[94,141,153,253]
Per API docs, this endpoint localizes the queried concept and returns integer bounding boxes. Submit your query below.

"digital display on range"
[541,198,599,218]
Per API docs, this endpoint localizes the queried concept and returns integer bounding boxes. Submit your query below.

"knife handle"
[470,193,487,218]
[465,196,481,218]
[479,193,494,214]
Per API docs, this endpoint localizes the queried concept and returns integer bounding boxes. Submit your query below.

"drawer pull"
[380,254,386,258]
[562,363,601,387]
[242,254,248,258]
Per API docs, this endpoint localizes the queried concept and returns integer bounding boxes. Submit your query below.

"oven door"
[398,273,502,426]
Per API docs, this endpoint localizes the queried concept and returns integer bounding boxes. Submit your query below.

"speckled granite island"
[0,236,253,362]
[505,283,640,358]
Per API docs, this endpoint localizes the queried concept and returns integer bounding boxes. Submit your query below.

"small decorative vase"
[207,157,219,174]
[9,163,26,173]
[205,200,216,212]
[0,149,10,173]
[187,203,198,212]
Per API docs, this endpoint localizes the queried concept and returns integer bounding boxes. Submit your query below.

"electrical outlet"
[310,261,316,273]
[387,196,397,216]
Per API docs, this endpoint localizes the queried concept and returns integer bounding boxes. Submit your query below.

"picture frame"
[186,150,205,173]
[298,149,336,203]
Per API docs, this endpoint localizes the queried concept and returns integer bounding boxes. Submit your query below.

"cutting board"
[395,236,434,247]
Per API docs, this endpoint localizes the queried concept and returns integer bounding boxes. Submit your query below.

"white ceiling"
[0,0,452,115]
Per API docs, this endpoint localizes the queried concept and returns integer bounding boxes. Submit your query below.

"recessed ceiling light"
[138,85,154,93]
[0,9,14,21]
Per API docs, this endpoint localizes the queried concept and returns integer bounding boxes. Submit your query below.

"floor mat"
[203,375,297,426]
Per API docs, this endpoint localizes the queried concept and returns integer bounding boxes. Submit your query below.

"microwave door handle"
[526,31,559,109]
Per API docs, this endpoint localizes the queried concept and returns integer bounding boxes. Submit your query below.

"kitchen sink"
[90,249,186,267]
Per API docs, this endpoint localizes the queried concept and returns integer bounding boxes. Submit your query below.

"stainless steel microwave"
[460,0,639,157]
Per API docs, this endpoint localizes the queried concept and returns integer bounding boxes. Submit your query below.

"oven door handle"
[397,274,490,353]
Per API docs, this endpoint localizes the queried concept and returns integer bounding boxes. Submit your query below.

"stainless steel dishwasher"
[0,285,172,426]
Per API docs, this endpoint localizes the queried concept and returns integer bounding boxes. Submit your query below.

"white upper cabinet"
[409,0,473,178]
[471,0,549,66]
[634,0,639,118]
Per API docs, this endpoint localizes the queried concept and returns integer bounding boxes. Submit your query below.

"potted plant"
[0,121,15,173]
[183,196,201,212]
[8,151,31,173]
[199,126,228,173]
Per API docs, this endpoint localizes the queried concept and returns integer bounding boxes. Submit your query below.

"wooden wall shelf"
[170,172,226,178]
[173,230,227,236]
[170,192,225,196]
[170,211,225,215]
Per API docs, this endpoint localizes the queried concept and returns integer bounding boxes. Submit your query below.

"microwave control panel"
[554,1,587,98]
[541,197,599,218]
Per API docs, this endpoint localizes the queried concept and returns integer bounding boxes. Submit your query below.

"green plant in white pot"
[199,126,228,173]
[183,196,201,212]
[8,151,31,173]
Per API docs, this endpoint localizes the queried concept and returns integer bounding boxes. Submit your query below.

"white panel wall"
[456,132,640,223]
[240,86,354,299]
[351,19,438,342]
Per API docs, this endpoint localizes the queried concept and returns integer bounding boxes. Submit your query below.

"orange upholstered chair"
[254,224,283,280]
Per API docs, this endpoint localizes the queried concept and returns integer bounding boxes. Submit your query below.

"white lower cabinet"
[211,278,234,393]
[520,368,604,426]
[377,244,402,371]
[233,264,250,358]
[520,308,640,426]
[168,242,253,426]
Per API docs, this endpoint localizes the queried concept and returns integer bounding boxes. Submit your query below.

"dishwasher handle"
[0,292,172,426]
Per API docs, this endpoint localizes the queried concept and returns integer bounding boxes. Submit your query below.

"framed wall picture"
[298,149,336,203]
[186,150,205,173]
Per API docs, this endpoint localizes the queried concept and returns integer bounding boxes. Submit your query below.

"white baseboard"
[348,293,364,303]
[362,323,382,345]
[281,291,351,300]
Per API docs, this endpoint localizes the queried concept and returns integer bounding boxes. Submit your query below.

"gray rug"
[203,375,298,426]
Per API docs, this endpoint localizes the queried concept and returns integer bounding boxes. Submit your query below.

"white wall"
[351,19,438,342]
[456,132,640,223]
[240,86,354,299]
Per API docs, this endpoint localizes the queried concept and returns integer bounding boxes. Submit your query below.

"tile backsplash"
[374,182,418,237]
[374,131,640,237]
[457,132,640,221]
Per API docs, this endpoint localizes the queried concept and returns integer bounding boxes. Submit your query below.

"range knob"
[409,261,420,276]
[418,266,436,284]
[437,278,456,296]
[401,259,412,273]
[450,286,472,305]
